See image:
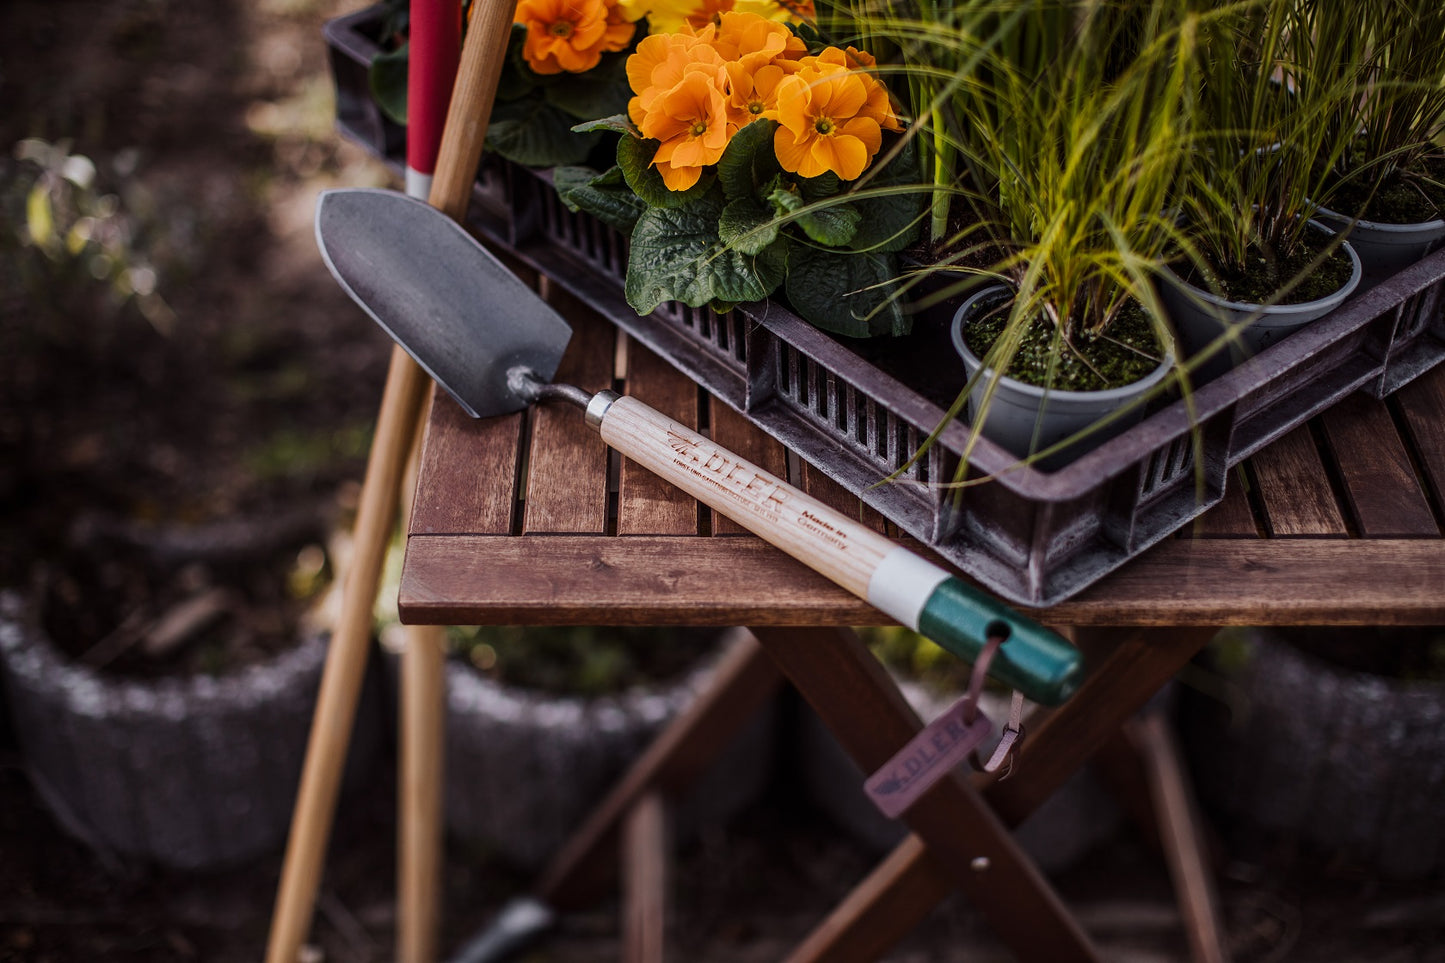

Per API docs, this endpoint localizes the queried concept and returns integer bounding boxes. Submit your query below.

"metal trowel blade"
[315,188,572,418]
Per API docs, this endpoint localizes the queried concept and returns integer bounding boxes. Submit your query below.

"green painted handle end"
[918,579,1083,706]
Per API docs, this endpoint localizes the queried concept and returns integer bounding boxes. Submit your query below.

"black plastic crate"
[326,6,1445,607]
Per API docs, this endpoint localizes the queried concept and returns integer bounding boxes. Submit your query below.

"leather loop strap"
[962,634,1026,778]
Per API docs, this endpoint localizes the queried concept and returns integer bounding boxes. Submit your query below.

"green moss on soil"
[963,299,1165,392]
[1185,229,1355,306]
[1329,152,1445,225]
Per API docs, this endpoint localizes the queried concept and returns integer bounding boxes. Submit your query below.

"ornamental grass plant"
[1172,0,1363,305]
[887,1,1208,470]
[826,0,1227,474]
[1312,0,1445,226]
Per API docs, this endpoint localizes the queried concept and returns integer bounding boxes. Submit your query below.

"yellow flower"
[773,58,882,179]
[732,0,809,24]
[640,66,735,189]
[640,0,722,33]
[643,0,803,34]
[516,0,637,75]
[613,0,652,21]
[770,0,815,21]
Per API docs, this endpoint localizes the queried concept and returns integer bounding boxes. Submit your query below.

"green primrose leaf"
[719,197,779,255]
[368,41,410,125]
[626,190,787,314]
[784,246,910,338]
[846,136,925,253]
[553,165,647,233]
[768,184,860,247]
[487,98,601,167]
[545,51,633,119]
[496,25,539,101]
[716,119,781,200]
[799,170,842,201]
[788,19,828,53]
[572,114,638,136]
[617,135,710,208]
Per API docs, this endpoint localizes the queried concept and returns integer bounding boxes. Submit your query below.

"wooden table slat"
[400,535,1445,627]
[1187,466,1259,538]
[1319,392,1439,537]
[1249,425,1349,536]
[520,285,616,534]
[1395,365,1445,521]
[617,340,700,536]
[409,390,522,535]
[708,398,788,536]
[799,461,890,535]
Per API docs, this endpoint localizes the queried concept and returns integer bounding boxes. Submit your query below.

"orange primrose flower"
[626,28,722,125]
[773,58,883,180]
[724,60,788,121]
[516,0,636,75]
[639,66,735,190]
[810,45,902,132]
[710,10,806,69]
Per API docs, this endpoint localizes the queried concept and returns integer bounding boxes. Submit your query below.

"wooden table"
[397,274,1445,962]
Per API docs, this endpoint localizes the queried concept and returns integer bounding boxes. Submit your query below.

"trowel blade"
[315,188,572,418]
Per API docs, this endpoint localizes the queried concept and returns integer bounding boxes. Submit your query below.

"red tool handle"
[406,0,462,184]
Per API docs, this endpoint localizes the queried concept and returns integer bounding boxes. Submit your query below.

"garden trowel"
[315,187,1083,706]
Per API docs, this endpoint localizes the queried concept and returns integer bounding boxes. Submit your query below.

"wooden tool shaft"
[265,346,431,963]
[596,396,1082,704]
[266,1,520,959]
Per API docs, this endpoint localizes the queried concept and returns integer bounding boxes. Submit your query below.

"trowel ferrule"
[506,366,595,415]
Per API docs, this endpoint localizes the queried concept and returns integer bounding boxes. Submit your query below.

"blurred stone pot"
[1180,627,1445,880]
[436,627,776,871]
[0,590,382,871]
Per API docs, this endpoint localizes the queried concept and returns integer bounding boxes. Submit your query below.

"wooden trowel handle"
[594,394,1083,705]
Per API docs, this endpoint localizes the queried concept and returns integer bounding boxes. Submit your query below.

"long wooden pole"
[264,2,518,959]
[396,2,459,960]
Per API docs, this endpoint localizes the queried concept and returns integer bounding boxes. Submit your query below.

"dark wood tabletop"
[399,279,1445,630]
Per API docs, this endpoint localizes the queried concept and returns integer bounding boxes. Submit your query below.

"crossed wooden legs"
[762,625,1223,961]
[515,623,1222,962]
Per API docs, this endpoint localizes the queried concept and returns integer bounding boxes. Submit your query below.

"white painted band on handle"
[405,168,434,201]
[867,547,951,631]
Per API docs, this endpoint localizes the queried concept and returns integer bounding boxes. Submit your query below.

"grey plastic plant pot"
[1313,205,1445,279]
[1159,224,1363,382]
[951,286,1176,472]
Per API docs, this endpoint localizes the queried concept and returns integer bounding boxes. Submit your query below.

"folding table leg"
[750,626,1100,963]
[1130,710,1230,963]
[622,792,671,963]
[537,630,783,908]
[446,632,780,963]
[399,623,448,963]
[771,625,1219,963]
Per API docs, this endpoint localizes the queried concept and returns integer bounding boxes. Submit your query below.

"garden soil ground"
[1,0,1443,960]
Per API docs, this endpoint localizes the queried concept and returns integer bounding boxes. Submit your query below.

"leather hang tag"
[864,696,994,819]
